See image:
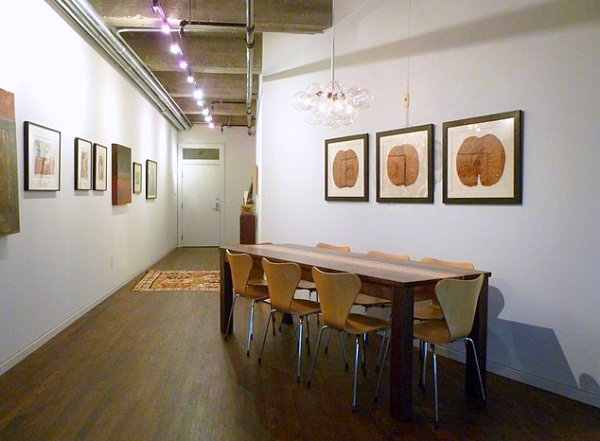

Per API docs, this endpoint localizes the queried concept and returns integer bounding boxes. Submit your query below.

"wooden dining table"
[219,243,491,421]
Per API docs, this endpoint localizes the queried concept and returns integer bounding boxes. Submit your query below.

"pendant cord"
[330,0,335,89]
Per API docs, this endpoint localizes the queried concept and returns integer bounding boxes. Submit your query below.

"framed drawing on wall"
[0,88,20,235]
[376,124,434,203]
[24,121,61,191]
[146,159,157,199]
[443,110,522,204]
[133,162,142,194]
[93,143,107,191]
[325,133,369,201]
[74,137,92,190]
[111,143,132,205]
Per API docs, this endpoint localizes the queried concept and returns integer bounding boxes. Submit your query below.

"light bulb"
[187,75,194,83]
[204,115,211,122]
[196,100,204,107]
[169,42,180,54]
[178,59,188,69]
[209,122,215,129]
[161,20,170,34]
[201,108,209,116]
[193,89,203,99]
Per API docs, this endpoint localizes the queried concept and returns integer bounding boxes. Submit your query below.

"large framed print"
[0,88,20,235]
[376,124,434,203]
[325,133,369,201]
[74,137,92,190]
[24,121,61,191]
[111,143,132,205]
[93,143,107,191]
[443,110,522,204]
[146,159,157,199]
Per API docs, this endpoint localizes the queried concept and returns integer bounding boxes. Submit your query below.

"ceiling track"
[45,0,191,131]
[245,0,255,135]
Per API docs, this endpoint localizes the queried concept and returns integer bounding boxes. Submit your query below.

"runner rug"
[132,270,220,292]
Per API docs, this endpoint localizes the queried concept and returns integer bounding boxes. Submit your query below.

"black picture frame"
[24,121,61,191]
[74,137,92,191]
[376,124,434,203]
[93,143,107,191]
[443,110,522,204]
[325,133,369,201]
[146,159,157,199]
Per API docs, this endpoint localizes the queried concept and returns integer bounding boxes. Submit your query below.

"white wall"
[258,0,600,407]
[178,125,256,245]
[0,0,178,372]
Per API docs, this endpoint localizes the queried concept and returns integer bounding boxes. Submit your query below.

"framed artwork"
[133,162,142,194]
[93,144,107,191]
[376,124,434,203]
[0,88,20,235]
[111,143,132,205]
[146,159,157,199]
[74,137,92,190]
[443,110,522,204]
[325,133,369,201]
[24,121,61,191]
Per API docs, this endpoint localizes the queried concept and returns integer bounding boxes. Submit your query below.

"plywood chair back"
[367,250,410,261]
[316,242,351,253]
[226,250,253,295]
[435,274,484,341]
[262,258,301,312]
[420,257,474,270]
[312,267,361,329]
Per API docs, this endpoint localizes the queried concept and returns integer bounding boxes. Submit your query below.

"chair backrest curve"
[312,267,361,329]
[316,243,351,252]
[420,256,474,270]
[435,274,484,341]
[226,250,253,295]
[367,250,410,261]
[262,258,301,312]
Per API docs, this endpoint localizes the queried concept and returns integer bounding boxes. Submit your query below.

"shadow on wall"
[485,286,599,396]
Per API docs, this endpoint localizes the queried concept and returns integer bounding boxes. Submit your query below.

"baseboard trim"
[433,344,600,408]
[0,248,176,376]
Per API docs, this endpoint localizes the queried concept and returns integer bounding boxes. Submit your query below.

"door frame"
[177,143,225,247]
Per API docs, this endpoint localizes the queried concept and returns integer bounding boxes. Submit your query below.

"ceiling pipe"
[46,0,191,131]
[246,0,254,135]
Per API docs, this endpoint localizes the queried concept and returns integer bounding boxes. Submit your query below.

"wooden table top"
[223,243,490,288]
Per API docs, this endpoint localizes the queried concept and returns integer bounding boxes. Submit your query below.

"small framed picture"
[93,144,107,191]
[24,121,61,191]
[112,143,132,205]
[325,133,369,201]
[133,162,142,194]
[376,124,434,203]
[146,159,157,199]
[443,110,522,204]
[74,137,92,190]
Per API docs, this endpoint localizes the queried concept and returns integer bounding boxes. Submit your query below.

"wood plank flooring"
[0,247,598,441]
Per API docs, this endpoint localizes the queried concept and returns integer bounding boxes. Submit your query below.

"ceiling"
[85,0,332,133]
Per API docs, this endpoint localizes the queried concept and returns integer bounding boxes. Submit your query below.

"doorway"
[178,144,224,246]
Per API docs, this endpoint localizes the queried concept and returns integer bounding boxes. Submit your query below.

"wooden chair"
[414,257,475,321]
[258,258,321,382]
[225,250,270,356]
[412,274,486,427]
[307,267,391,411]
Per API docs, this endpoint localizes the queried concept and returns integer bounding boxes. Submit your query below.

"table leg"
[466,274,488,399]
[220,248,233,335]
[389,285,414,420]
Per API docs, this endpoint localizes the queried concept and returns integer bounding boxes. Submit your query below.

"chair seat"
[288,298,321,316]
[354,293,391,307]
[297,279,316,290]
[413,320,451,345]
[414,301,444,320]
[244,284,269,300]
[344,313,390,335]
[248,278,268,287]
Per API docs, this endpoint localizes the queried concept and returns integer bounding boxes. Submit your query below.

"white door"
[179,144,224,246]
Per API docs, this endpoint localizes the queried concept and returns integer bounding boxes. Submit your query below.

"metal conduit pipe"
[246,0,255,135]
[46,0,191,131]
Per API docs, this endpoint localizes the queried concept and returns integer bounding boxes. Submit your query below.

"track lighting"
[178,59,188,69]
[193,89,203,100]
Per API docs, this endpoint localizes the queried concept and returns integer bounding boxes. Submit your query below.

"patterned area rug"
[132,270,220,292]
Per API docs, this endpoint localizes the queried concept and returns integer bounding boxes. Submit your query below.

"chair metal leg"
[376,329,388,373]
[360,334,367,376]
[324,326,332,353]
[307,325,329,388]
[352,335,360,411]
[338,330,349,370]
[297,316,304,382]
[432,344,439,428]
[374,329,391,402]
[258,309,275,364]
[465,338,487,401]
[420,341,429,393]
[224,293,239,340]
[246,299,256,356]
[305,314,311,355]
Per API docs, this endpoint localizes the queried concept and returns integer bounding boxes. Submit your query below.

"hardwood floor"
[0,247,598,441]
